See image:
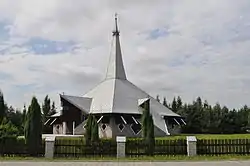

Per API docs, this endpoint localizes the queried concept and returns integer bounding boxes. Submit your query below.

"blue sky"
[25,38,76,55]
[0,0,250,110]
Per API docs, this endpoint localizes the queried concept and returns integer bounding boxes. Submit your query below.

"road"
[1,161,250,166]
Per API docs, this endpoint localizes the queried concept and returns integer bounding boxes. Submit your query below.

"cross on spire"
[113,13,120,36]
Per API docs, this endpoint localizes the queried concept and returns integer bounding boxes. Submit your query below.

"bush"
[0,120,19,140]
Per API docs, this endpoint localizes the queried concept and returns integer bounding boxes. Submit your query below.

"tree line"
[157,95,250,134]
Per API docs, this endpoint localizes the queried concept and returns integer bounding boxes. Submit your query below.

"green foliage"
[156,95,160,102]
[141,99,150,138]
[176,96,182,113]
[85,114,93,144]
[163,97,168,107]
[85,114,99,145]
[91,116,99,143]
[175,96,250,134]
[42,95,52,133]
[50,101,57,116]
[42,95,57,134]
[6,107,24,135]
[0,91,24,136]
[171,97,177,113]
[0,91,6,123]
[54,138,116,157]
[248,111,250,127]
[42,95,51,120]
[0,118,19,140]
[145,114,155,156]
[24,96,42,156]
[141,99,155,155]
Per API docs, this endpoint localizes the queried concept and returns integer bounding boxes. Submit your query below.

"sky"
[0,0,250,111]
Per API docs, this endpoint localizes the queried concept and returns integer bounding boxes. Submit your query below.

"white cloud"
[0,0,250,110]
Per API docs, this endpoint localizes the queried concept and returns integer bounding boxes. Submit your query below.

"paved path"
[1,161,250,166]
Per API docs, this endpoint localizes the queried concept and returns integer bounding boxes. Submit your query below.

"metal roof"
[82,78,180,117]
[60,94,92,113]
[58,16,182,135]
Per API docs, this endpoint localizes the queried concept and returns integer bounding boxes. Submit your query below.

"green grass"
[195,134,250,139]
[18,134,250,141]
[1,155,250,162]
[154,134,250,140]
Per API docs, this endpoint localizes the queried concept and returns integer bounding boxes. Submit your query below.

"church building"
[46,16,186,138]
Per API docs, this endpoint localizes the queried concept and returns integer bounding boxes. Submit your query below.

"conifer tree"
[141,98,155,155]
[248,112,250,128]
[85,114,99,144]
[24,96,42,156]
[42,95,52,133]
[176,96,182,110]
[156,95,160,102]
[163,97,168,107]
[85,114,93,144]
[146,114,155,156]
[42,95,51,121]
[50,101,56,116]
[171,97,177,113]
[0,91,6,123]
[142,99,150,138]
[91,116,99,143]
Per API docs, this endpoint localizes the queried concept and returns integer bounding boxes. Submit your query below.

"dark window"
[118,123,125,132]
[101,124,107,131]
[130,123,141,135]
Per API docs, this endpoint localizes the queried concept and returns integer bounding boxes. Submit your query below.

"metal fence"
[54,138,187,157]
[197,139,250,155]
[2,137,250,157]
[54,138,117,157]
[126,139,187,156]
[0,138,45,157]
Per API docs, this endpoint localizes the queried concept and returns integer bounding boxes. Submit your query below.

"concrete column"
[186,136,197,156]
[45,136,56,159]
[73,121,75,135]
[116,136,126,158]
[62,122,67,135]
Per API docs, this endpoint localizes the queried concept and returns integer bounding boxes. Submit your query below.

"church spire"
[105,14,127,80]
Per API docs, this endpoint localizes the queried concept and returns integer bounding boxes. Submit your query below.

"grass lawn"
[18,134,250,141]
[1,155,250,162]
[155,134,250,140]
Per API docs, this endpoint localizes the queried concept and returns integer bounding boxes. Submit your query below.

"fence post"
[116,136,126,158]
[186,136,197,156]
[45,136,56,159]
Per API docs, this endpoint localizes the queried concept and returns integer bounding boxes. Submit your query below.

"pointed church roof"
[105,15,127,80]
[60,15,181,135]
[81,15,179,117]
